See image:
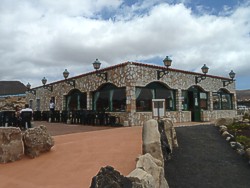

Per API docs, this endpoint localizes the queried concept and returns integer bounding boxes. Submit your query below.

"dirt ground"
[0,121,142,188]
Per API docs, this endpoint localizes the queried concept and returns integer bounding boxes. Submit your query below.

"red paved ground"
[0,122,142,188]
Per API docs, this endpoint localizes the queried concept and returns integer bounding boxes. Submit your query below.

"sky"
[0,0,249,90]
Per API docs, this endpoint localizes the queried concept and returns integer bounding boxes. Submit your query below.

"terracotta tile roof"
[0,81,27,96]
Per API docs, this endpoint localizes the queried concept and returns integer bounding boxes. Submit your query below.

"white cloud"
[0,0,249,89]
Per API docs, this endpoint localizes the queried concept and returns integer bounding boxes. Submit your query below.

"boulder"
[136,153,169,188]
[22,125,54,158]
[142,119,163,164]
[221,131,231,138]
[243,119,250,123]
[215,118,234,127]
[245,148,250,160]
[127,168,155,188]
[219,125,228,133]
[90,165,133,188]
[161,118,178,150]
[0,127,24,163]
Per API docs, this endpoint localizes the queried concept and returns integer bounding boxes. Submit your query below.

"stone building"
[26,60,237,126]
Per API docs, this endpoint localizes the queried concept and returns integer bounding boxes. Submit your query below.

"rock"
[243,119,250,123]
[221,131,230,138]
[90,165,133,188]
[158,121,172,161]
[142,119,164,164]
[0,127,24,163]
[219,125,228,133]
[215,118,234,127]
[127,168,155,188]
[230,142,237,148]
[22,125,54,158]
[136,153,169,188]
[236,149,245,156]
[245,148,250,160]
[161,118,178,150]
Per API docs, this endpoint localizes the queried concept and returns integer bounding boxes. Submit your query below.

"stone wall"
[0,96,26,111]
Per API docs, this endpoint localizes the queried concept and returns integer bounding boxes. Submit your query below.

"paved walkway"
[165,124,250,188]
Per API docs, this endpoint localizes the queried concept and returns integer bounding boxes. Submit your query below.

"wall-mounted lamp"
[26,82,36,95]
[195,64,209,84]
[157,56,172,80]
[223,70,236,87]
[41,77,53,92]
[63,69,76,87]
[92,58,108,81]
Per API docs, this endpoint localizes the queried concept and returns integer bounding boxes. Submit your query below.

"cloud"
[0,0,249,89]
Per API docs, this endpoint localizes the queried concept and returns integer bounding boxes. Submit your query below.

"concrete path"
[165,124,250,188]
[0,125,142,188]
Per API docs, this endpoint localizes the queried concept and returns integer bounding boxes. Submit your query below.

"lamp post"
[92,59,108,81]
[26,82,36,95]
[41,77,53,92]
[63,69,76,87]
[157,56,172,80]
[223,70,236,87]
[195,64,209,84]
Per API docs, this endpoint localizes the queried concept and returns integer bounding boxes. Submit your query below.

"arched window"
[93,83,126,112]
[66,89,87,111]
[213,89,233,110]
[136,82,176,112]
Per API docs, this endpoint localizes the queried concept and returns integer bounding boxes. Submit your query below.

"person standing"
[20,104,33,129]
[49,99,55,122]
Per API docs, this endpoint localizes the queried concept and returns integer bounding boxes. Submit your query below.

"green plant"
[227,123,250,131]
[236,135,250,148]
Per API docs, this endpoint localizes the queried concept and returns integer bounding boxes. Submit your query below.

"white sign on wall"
[152,99,165,119]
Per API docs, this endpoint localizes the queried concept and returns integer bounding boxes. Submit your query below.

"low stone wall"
[201,110,237,122]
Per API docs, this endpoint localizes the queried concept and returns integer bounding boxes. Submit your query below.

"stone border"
[215,117,250,165]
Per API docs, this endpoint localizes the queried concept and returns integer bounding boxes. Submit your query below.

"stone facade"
[26,62,237,126]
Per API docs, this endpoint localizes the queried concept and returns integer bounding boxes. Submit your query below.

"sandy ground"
[0,124,142,188]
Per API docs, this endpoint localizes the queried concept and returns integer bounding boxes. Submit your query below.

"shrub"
[236,135,250,148]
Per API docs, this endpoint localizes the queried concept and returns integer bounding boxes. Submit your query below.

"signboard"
[152,99,165,119]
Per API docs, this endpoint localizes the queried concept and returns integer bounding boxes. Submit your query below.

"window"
[66,89,87,110]
[181,90,188,111]
[36,99,40,111]
[29,100,33,109]
[200,92,208,110]
[136,82,176,112]
[93,84,126,112]
[213,89,232,110]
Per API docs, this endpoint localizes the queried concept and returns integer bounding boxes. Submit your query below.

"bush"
[236,135,250,148]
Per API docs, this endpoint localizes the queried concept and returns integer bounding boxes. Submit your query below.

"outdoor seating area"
[0,110,121,127]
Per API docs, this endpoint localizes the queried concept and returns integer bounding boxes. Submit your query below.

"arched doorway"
[66,89,87,111]
[93,83,126,112]
[187,86,208,122]
[135,82,176,112]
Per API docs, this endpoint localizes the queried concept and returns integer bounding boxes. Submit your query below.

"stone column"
[176,89,182,111]
[126,85,136,126]
[87,92,92,110]
[209,91,213,111]
[232,93,237,110]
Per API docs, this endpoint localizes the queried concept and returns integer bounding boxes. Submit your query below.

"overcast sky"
[0,0,249,89]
